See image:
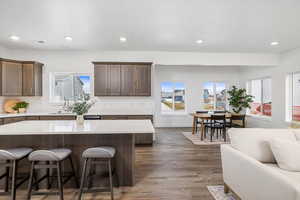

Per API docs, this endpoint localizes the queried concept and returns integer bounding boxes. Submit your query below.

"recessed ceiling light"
[65,36,73,41]
[196,40,203,44]
[270,41,279,46]
[10,35,20,41]
[120,37,127,43]
[37,40,45,44]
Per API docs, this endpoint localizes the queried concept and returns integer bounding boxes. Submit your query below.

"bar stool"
[27,148,79,200]
[78,146,116,200]
[0,148,33,200]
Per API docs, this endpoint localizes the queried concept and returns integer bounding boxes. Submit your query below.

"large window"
[286,72,300,122]
[203,82,227,111]
[247,78,272,116]
[161,82,185,113]
[50,73,91,103]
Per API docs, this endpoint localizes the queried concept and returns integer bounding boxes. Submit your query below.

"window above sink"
[50,73,92,103]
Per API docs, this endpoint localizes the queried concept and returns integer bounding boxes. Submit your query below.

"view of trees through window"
[203,82,227,111]
[247,78,272,116]
[52,74,91,102]
[161,82,185,113]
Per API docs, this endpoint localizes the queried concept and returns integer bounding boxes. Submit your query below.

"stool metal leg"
[11,160,18,200]
[46,161,51,189]
[57,162,64,200]
[108,159,114,200]
[78,158,88,200]
[27,161,35,200]
[4,161,9,192]
[69,157,79,188]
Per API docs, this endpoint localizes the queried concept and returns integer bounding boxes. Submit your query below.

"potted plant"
[13,101,29,113]
[227,86,253,114]
[68,99,95,125]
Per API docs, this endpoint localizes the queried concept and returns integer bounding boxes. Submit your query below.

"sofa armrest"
[221,144,300,200]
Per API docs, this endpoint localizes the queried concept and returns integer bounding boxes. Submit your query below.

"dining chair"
[195,111,209,136]
[207,115,226,142]
[227,114,246,128]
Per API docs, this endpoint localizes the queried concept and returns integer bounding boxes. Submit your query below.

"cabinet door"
[134,65,151,96]
[94,64,109,96]
[121,65,135,96]
[2,61,22,96]
[34,63,43,96]
[109,65,121,96]
[22,63,34,96]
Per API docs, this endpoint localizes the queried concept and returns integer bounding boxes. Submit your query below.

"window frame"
[286,71,300,122]
[246,77,272,117]
[202,82,228,111]
[49,72,92,104]
[160,81,186,114]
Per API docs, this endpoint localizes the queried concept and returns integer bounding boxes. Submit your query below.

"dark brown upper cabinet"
[0,58,43,96]
[93,62,152,96]
[23,62,43,96]
[94,64,121,96]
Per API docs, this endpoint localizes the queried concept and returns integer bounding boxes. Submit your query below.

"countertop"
[0,112,153,118]
[0,120,155,135]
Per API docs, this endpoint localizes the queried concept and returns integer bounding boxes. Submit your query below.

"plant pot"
[76,115,84,125]
[18,108,26,113]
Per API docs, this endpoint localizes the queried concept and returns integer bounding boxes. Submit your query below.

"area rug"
[182,132,229,145]
[207,186,235,200]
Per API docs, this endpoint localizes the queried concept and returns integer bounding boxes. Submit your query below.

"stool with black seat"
[206,115,227,142]
[27,148,79,200]
[78,146,116,200]
[0,148,34,200]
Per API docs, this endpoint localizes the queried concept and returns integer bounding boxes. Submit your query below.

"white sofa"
[221,128,300,200]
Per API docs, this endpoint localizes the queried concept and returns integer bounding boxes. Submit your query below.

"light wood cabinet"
[1,61,23,96]
[0,58,43,96]
[93,62,152,96]
[23,62,43,96]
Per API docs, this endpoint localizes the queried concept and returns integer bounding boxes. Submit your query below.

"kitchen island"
[0,120,155,187]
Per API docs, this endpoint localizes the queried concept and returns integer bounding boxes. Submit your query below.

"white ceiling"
[0,0,300,53]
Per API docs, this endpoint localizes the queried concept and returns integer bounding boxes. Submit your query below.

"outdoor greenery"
[227,86,253,114]
[13,101,29,111]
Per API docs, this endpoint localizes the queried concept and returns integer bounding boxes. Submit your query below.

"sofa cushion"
[265,163,300,185]
[229,128,296,163]
[292,129,300,141]
[270,139,300,171]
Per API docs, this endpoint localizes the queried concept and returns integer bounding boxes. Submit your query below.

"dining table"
[190,112,232,140]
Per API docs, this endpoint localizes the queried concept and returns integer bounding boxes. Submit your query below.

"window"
[203,82,227,111]
[50,73,91,103]
[247,78,272,116]
[286,72,300,122]
[161,82,185,113]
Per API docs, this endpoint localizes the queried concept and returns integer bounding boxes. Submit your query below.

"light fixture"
[196,39,203,44]
[270,41,279,46]
[10,35,20,41]
[37,40,45,44]
[65,36,73,41]
[120,37,127,43]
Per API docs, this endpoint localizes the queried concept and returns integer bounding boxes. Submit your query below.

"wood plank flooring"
[3,127,223,200]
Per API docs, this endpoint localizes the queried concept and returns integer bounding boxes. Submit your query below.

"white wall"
[154,65,241,127]
[0,48,279,127]
[239,48,300,128]
[0,45,10,57]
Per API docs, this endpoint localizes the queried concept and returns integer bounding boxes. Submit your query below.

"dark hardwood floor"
[6,128,223,200]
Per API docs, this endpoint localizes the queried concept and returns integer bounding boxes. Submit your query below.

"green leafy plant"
[68,100,95,115]
[13,101,29,111]
[227,86,253,114]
